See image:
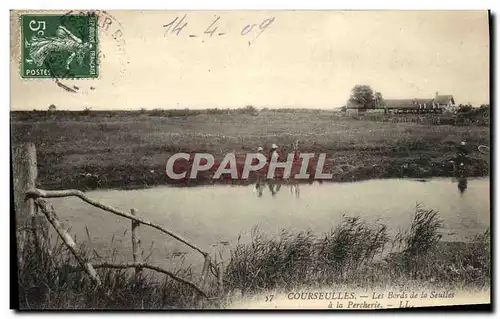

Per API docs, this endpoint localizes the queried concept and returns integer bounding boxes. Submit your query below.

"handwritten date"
[163,14,275,46]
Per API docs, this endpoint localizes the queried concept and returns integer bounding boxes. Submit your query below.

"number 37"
[29,20,46,36]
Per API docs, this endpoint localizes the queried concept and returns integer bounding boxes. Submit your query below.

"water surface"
[49,177,490,270]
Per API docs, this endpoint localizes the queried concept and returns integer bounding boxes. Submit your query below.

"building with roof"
[383,92,456,114]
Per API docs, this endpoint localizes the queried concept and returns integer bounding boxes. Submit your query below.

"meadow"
[10,109,490,190]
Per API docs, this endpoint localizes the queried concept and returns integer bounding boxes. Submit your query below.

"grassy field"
[10,109,490,190]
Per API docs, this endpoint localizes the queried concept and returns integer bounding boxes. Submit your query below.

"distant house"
[433,94,457,112]
[345,101,368,114]
[384,92,456,114]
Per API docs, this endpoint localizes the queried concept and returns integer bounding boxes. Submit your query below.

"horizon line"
[10,106,345,112]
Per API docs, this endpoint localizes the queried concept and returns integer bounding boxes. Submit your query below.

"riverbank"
[28,155,490,191]
[10,111,490,191]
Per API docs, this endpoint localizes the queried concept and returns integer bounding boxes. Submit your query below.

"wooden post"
[217,264,224,294]
[13,143,48,266]
[130,209,143,277]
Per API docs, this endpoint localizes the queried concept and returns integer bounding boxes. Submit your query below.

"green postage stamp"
[21,14,98,79]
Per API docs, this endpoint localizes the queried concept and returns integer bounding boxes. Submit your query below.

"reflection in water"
[454,176,481,233]
[458,177,468,195]
[254,180,265,197]
[454,161,469,195]
[268,183,282,197]
[254,180,301,198]
[289,184,300,198]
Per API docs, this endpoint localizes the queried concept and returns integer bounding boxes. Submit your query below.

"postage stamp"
[20,14,98,79]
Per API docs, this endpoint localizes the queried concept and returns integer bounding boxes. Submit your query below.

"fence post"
[13,143,48,266]
[217,264,224,294]
[130,209,143,278]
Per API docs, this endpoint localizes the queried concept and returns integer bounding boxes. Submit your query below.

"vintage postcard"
[10,10,491,310]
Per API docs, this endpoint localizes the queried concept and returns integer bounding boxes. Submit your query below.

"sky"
[10,10,490,110]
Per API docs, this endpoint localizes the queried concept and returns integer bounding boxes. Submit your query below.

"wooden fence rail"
[15,143,221,299]
[25,188,209,258]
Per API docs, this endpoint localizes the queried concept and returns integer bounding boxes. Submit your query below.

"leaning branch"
[27,188,208,258]
[92,262,208,298]
[34,198,102,286]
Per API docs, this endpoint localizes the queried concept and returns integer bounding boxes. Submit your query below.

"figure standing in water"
[454,141,469,176]
[456,141,469,163]
[455,141,469,194]
[457,177,468,195]
[270,143,279,161]
[253,146,266,197]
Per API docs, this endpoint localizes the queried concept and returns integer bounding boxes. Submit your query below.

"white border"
[2,1,498,318]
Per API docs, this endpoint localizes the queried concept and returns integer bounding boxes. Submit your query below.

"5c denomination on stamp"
[21,14,98,79]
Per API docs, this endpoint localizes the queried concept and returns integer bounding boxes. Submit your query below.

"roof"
[346,94,456,109]
[434,95,455,105]
[384,98,434,109]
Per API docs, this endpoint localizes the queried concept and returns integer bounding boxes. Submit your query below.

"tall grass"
[392,204,443,278]
[17,229,207,309]
[224,228,317,291]
[317,216,388,279]
[225,206,490,295]
[224,218,390,293]
[17,205,490,309]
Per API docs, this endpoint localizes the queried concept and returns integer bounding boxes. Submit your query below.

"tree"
[348,85,376,109]
[374,92,385,108]
[82,106,92,115]
[458,104,473,113]
[242,105,258,115]
[48,104,57,112]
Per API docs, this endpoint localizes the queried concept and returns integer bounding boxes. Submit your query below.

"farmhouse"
[344,92,457,114]
[384,92,456,114]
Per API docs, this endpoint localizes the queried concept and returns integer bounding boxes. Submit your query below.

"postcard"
[10,10,490,310]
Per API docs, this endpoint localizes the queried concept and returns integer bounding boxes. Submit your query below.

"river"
[48,177,490,271]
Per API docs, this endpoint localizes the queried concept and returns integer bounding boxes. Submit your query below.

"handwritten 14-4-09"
[163,14,275,46]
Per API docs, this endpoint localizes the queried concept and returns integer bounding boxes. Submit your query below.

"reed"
[224,206,490,295]
[17,228,207,309]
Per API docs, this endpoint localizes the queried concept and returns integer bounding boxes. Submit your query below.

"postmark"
[19,10,128,95]
[54,10,128,94]
[21,14,99,79]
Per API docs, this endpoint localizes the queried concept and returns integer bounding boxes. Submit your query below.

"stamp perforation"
[19,13,99,80]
